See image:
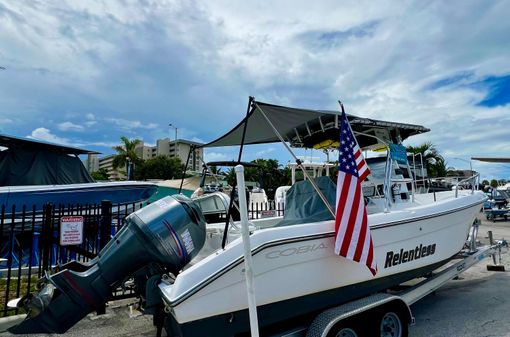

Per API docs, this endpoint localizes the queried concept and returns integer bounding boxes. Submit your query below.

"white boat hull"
[159,191,485,334]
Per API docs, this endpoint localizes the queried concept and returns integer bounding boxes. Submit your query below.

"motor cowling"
[9,195,206,334]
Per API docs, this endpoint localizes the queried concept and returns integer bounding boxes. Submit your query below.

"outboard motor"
[9,195,206,334]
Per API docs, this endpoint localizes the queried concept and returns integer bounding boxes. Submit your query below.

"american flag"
[334,110,377,276]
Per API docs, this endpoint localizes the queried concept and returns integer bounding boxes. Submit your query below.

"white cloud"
[204,151,234,163]
[2,0,510,179]
[28,127,71,145]
[0,118,13,124]
[57,121,84,132]
[255,147,275,157]
[85,141,118,148]
[190,136,205,144]
[105,118,159,130]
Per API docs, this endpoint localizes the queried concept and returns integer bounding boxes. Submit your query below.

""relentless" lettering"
[384,243,436,268]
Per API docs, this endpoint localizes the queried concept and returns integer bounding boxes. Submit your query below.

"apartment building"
[83,153,99,173]
[135,138,203,172]
[91,138,203,181]
[98,154,125,181]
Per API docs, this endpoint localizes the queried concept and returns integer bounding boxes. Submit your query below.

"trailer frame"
[267,230,505,337]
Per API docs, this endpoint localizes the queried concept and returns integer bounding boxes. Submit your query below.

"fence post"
[97,200,112,316]
[99,200,112,251]
[41,203,53,272]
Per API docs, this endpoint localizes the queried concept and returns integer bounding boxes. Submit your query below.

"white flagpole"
[234,165,260,337]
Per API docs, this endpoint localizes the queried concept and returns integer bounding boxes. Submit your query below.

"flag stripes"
[334,110,377,276]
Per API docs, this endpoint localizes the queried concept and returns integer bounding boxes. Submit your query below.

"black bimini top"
[203,100,430,150]
[472,157,510,163]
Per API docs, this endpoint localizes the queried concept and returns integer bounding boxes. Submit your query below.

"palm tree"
[406,142,445,177]
[112,137,142,179]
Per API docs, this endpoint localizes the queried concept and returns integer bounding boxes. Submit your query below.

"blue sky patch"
[429,72,510,107]
[476,75,510,107]
[428,71,474,90]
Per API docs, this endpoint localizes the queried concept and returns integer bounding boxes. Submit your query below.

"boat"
[9,98,485,336]
[0,133,157,211]
[190,160,271,220]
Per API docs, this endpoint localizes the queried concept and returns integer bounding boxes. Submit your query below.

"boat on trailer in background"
[0,134,157,211]
[9,98,488,337]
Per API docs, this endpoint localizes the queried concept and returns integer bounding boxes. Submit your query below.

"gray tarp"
[0,148,94,186]
[203,100,429,149]
[276,176,336,227]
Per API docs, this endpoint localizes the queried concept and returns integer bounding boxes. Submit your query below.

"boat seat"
[275,176,336,227]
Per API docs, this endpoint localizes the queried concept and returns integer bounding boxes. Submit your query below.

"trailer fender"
[306,293,412,337]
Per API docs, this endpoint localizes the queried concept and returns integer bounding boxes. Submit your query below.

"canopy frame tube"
[255,101,336,218]
[221,96,254,249]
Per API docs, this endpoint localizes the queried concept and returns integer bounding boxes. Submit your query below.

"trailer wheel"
[378,311,408,337]
[327,318,363,337]
[332,327,358,337]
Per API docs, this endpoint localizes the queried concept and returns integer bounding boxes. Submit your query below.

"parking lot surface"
[2,215,510,337]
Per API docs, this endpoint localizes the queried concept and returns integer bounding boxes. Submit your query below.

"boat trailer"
[267,226,506,337]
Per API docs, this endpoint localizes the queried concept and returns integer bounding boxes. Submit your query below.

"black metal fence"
[0,199,286,317]
[248,201,285,219]
[0,201,144,317]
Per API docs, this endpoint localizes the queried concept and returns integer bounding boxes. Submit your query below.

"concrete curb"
[0,315,26,332]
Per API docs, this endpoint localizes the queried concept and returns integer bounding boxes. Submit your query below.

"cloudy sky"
[1,0,509,180]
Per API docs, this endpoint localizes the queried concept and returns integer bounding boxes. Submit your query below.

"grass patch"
[0,276,39,316]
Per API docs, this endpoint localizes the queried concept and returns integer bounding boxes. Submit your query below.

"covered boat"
[0,134,156,210]
[9,98,485,337]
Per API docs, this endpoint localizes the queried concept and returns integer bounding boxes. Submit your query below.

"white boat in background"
[10,98,485,337]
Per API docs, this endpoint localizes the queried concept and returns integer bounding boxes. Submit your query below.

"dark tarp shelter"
[203,100,430,150]
[0,134,97,186]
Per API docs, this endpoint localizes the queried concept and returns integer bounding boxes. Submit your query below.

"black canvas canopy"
[203,100,429,150]
[0,134,97,186]
[472,157,510,163]
[0,133,99,155]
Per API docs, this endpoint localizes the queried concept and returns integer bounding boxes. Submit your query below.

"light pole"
[168,123,178,143]
[452,157,473,172]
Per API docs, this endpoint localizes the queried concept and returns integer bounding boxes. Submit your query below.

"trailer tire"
[331,327,358,337]
[327,317,364,337]
[377,310,408,337]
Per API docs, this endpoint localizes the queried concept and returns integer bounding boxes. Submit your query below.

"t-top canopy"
[203,100,430,150]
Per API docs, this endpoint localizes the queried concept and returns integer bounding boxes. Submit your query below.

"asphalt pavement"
[410,216,510,337]
[1,214,510,337]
